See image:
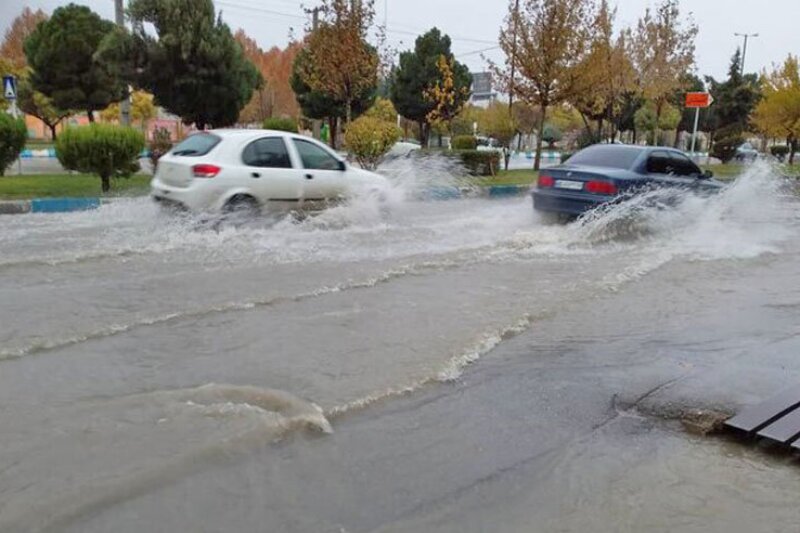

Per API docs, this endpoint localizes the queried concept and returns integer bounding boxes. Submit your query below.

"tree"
[390,28,471,146]
[56,124,145,192]
[17,77,71,140]
[100,90,156,129]
[290,47,375,148]
[635,100,681,145]
[296,0,379,125]
[480,102,517,169]
[118,0,261,130]
[425,54,472,141]
[493,0,593,170]
[24,4,125,122]
[628,0,697,141]
[752,55,800,164]
[0,7,47,72]
[570,0,636,143]
[0,114,27,176]
[542,124,563,148]
[236,32,301,124]
[705,49,762,140]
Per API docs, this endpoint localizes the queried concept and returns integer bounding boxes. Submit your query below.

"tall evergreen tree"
[390,28,471,146]
[706,49,762,136]
[113,0,261,130]
[24,4,125,122]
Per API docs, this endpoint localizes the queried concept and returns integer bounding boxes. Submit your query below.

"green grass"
[0,174,151,200]
[478,169,539,187]
[703,163,800,181]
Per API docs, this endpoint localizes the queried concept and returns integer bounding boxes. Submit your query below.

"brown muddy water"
[1,163,799,532]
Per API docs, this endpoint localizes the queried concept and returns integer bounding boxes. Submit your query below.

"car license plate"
[555,179,583,191]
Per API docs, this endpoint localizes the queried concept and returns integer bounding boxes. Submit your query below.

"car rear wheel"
[223,195,261,217]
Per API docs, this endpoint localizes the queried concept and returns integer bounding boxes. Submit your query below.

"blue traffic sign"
[3,75,17,100]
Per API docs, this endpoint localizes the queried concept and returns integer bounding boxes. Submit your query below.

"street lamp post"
[734,32,759,76]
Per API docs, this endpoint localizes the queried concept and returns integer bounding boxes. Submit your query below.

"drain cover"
[726,384,800,446]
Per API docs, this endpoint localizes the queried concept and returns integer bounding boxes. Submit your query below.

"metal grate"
[725,384,800,446]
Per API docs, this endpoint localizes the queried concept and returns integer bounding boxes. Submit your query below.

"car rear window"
[565,145,644,170]
[170,133,222,157]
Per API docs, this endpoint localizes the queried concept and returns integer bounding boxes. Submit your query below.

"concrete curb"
[0,185,532,215]
[0,197,103,215]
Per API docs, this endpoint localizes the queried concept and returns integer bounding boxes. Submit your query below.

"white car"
[151,129,389,213]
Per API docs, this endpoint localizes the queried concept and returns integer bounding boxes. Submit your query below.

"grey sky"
[2,0,798,80]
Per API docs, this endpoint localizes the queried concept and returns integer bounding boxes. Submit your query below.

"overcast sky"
[3,0,798,81]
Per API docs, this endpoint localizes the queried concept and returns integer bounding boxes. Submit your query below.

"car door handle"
[305,173,314,180]
[251,172,261,178]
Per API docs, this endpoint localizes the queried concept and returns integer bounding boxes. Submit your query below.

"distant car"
[151,130,389,214]
[735,142,759,162]
[532,144,724,220]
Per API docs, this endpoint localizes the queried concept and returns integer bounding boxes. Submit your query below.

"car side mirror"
[337,160,346,171]
[702,169,713,179]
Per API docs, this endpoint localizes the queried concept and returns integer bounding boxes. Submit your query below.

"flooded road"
[1,164,799,532]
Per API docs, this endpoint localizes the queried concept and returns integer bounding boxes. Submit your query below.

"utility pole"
[114,0,131,127]
[508,0,520,117]
[309,6,322,140]
[734,32,759,76]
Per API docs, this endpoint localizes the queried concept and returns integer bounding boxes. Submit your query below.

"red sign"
[685,92,713,108]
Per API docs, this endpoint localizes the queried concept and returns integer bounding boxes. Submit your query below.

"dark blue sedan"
[532,144,724,219]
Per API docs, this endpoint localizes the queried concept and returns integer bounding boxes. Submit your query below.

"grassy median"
[0,174,151,200]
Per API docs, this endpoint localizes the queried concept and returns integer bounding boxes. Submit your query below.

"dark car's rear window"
[565,145,644,170]
[170,133,222,157]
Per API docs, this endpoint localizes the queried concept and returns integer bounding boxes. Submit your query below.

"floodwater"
[1,161,799,532]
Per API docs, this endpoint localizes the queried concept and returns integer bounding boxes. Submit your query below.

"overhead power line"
[216,0,498,45]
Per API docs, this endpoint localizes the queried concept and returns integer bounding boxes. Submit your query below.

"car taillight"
[537,174,555,188]
[585,180,618,195]
[192,164,221,178]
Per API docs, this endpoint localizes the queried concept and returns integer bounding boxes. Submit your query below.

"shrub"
[344,115,401,170]
[542,124,562,148]
[56,123,145,192]
[263,117,298,133]
[770,145,790,161]
[365,97,398,123]
[149,127,173,172]
[0,114,27,176]
[451,135,478,150]
[711,134,745,163]
[453,149,500,176]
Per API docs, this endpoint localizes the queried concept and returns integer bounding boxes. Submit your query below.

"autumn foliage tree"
[424,54,472,144]
[570,0,636,143]
[494,0,593,170]
[296,0,379,125]
[753,55,800,165]
[628,0,697,143]
[235,32,301,124]
[0,7,47,72]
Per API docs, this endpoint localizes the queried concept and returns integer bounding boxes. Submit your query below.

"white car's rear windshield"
[171,133,221,157]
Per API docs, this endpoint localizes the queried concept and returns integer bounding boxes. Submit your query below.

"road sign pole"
[690,107,700,156]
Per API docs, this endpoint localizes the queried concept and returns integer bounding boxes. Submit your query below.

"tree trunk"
[345,99,352,126]
[418,121,427,147]
[87,110,95,123]
[790,137,797,166]
[330,117,339,149]
[49,123,58,141]
[534,103,547,171]
[100,174,110,193]
[504,147,510,171]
